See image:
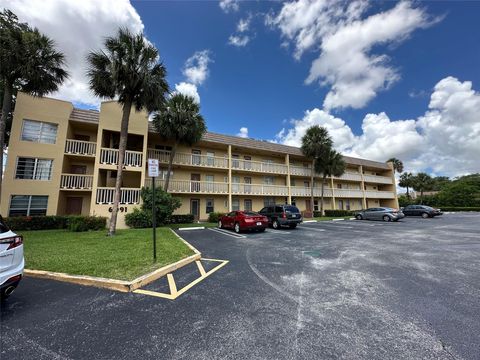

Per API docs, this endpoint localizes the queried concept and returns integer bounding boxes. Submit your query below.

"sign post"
[148,159,159,261]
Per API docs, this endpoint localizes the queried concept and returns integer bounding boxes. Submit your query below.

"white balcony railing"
[232,159,288,175]
[365,190,395,199]
[363,175,393,184]
[291,187,334,197]
[334,172,363,181]
[145,179,229,194]
[96,187,141,204]
[100,148,143,167]
[231,183,289,196]
[334,189,364,198]
[65,139,96,156]
[60,174,93,189]
[147,149,228,169]
[290,165,312,177]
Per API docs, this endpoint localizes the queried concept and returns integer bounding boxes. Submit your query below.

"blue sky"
[3,0,480,177]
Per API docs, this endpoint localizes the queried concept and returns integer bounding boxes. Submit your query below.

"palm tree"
[399,172,414,198]
[315,148,346,216]
[387,157,404,176]
[87,28,169,236]
[153,93,206,191]
[412,172,434,204]
[301,126,333,215]
[0,9,68,196]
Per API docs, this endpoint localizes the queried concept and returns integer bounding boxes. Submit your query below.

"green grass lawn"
[21,228,194,281]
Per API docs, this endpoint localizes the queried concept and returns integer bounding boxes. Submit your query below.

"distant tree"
[387,157,404,176]
[399,172,415,198]
[0,9,68,195]
[87,28,169,236]
[301,126,333,214]
[436,174,480,207]
[431,176,451,191]
[314,148,346,216]
[153,93,206,191]
[412,172,434,204]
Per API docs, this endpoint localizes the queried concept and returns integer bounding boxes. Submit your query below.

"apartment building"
[0,93,398,228]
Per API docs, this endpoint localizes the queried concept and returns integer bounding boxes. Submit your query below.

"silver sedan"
[355,207,405,222]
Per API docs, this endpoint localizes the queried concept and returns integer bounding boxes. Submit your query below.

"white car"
[0,216,24,300]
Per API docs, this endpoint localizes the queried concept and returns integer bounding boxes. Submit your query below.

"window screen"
[9,195,48,216]
[16,157,53,180]
[22,120,58,144]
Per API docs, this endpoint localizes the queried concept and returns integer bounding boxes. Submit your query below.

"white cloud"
[174,82,200,104]
[219,0,239,13]
[237,16,251,32]
[237,127,249,138]
[268,1,437,110]
[183,50,212,86]
[228,34,250,47]
[0,0,144,107]
[275,76,480,177]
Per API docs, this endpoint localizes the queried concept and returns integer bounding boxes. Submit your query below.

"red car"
[219,211,268,233]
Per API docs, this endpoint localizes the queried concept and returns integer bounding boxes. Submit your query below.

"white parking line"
[209,228,246,238]
[299,227,325,232]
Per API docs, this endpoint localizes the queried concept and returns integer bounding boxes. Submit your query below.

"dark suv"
[259,205,302,229]
[402,205,443,218]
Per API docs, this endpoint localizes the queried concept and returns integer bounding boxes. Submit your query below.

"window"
[206,199,214,213]
[21,120,58,144]
[205,175,214,182]
[243,156,252,170]
[304,181,310,188]
[159,168,173,180]
[264,197,275,207]
[291,198,296,206]
[232,176,240,192]
[192,150,201,165]
[9,195,48,216]
[263,176,274,185]
[346,199,351,210]
[155,144,172,151]
[291,178,296,186]
[232,199,240,211]
[314,200,319,212]
[232,154,240,168]
[338,200,344,210]
[15,157,53,180]
[207,151,215,166]
[244,199,252,211]
[337,183,342,189]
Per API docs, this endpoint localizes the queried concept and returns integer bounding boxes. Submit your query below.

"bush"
[3,215,106,232]
[436,207,480,212]
[323,210,355,217]
[207,212,225,223]
[168,214,194,224]
[138,187,181,225]
[125,208,152,228]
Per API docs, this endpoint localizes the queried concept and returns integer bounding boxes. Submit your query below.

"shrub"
[207,212,225,223]
[125,208,153,228]
[168,214,194,224]
[323,210,355,217]
[436,207,480,212]
[137,187,182,226]
[3,215,106,232]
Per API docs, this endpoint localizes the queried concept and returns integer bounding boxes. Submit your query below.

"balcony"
[334,172,362,181]
[100,148,143,167]
[334,189,364,198]
[291,187,333,197]
[363,174,393,184]
[145,179,229,194]
[147,149,228,169]
[96,187,141,204]
[231,183,289,196]
[65,139,96,156]
[60,174,93,190]
[290,165,311,177]
[365,190,395,199]
[232,158,288,175]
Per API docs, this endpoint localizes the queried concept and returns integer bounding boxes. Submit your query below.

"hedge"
[208,212,225,223]
[436,207,480,212]
[4,215,107,232]
[322,210,356,217]
[125,212,195,229]
[168,214,194,224]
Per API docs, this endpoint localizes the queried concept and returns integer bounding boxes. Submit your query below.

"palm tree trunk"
[108,100,132,236]
[164,142,177,191]
[320,175,326,217]
[310,163,314,217]
[0,82,12,201]
[420,189,424,204]
[406,185,410,199]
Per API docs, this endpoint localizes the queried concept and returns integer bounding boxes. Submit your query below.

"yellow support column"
[360,165,367,209]
[228,145,232,212]
[330,177,336,210]
[286,154,291,204]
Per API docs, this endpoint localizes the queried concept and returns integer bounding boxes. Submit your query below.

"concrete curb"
[178,226,205,231]
[303,220,317,223]
[332,218,345,221]
[24,229,201,293]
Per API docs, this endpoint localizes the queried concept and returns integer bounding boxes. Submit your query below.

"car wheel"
[218,220,223,229]
[272,220,280,229]
[356,214,363,220]
[421,212,429,219]
[259,228,266,232]
[383,215,391,222]
[289,224,297,229]
[234,222,241,233]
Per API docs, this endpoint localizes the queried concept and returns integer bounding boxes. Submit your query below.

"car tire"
[289,224,297,229]
[356,214,363,220]
[421,212,429,219]
[272,219,280,229]
[234,222,241,233]
[383,215,391,222]
[259,228,266,232]
[218,220,223,229]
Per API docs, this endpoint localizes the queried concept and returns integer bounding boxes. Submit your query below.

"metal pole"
[152,176,157,261]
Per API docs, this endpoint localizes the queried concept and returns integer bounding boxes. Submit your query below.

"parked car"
[355,207,405,222]
[0,216,24,300]
[258,205,303,229]
[402,205,443,218]
[219,211,268,233]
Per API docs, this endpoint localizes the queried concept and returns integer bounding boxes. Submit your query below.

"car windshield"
[243,211,259,216]
[284,206,300,213]
[0,217,9,233]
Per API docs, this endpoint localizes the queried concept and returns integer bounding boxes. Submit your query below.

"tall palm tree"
[87,28,169,236]
[315,148,346,216]
[412,172,434,204]
[0,9,68,196]
[301,126,333,215]
[153,93,206,191]
[399,172,414,198]
[387,157,404,176]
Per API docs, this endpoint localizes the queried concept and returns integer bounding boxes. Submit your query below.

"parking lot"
[1,213,480,359]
